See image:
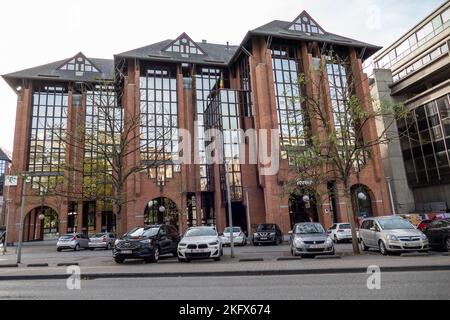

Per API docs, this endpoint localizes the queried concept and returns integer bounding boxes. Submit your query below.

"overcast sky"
[0,0,445,152]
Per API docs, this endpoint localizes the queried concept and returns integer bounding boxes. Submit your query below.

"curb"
[315,255,342,260]
[26,263,49,268]
[57,263,79,267]
[276,257,302,261]
[239,258,264,262]
[0,264,18,268]
[1,264,450,281]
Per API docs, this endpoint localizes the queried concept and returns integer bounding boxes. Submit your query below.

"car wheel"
[89,248,95,251]
[214,256,221,261]
[445,238,450,252]
[106,243,111,250]
[379,241,388,256]
[114,258,124,264]
[57,248,62,252]
[361,240,369,252]
[149,246,160,263]
[74,244,80,252]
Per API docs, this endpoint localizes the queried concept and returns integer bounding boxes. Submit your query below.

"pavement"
[2,271,450,300]
[1,242,450,280]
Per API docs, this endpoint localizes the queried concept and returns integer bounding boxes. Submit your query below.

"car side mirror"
[288,231,293,235]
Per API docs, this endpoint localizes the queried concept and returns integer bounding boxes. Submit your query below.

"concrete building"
[371,1,450,215]
[2,10,392,242]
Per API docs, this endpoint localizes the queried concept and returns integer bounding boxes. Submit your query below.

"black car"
[252,224,283,246]
[424,218,450,252]
[113,225,180,264]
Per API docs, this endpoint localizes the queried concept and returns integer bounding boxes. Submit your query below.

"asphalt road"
[1,271,449,300]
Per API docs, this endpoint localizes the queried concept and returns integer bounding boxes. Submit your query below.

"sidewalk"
[1,251,449,281]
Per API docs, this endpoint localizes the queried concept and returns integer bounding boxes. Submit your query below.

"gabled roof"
[162,32,206,55]
[0,147,11,162]
[2,53,114,92]
[287,10,326,35]
[116,38,239,66]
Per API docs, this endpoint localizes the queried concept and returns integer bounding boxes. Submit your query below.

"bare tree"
[283,50,407,254]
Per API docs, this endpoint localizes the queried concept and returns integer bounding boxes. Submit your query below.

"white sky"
[0,0,445,152]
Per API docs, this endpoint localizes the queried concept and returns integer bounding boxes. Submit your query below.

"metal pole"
[386,177,396,216]
[225,160,235,258]
[16,174,27,264]
[245,188,251,245]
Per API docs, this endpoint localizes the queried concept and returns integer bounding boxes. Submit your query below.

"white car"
[327,223,353,243]
[178,226,223,262]
[221,227,246,246]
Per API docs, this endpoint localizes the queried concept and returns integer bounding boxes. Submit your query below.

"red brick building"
[2,11,392,242]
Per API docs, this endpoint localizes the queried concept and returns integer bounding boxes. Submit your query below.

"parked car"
[359,217,428,255]
[290,223,334,257]
[221,227,246,246]
[252,224,283,246]
[327,223,353,243]
[113,225,180,264]
[57,233,90,252]
[89,232,116,250]
[178,226,223,262]
[423,218,450,251]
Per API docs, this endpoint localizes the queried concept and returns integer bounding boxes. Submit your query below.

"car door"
[362,220,375,247]
[426,221,441,247]
[167,226,180,252]
[158,226,171,254]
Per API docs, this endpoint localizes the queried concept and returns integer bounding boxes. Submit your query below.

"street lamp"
[357,192,368,201]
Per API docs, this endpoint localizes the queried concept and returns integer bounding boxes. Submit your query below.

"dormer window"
[288,11,325,35]
[163,33,206,56]
[58,53,99,73]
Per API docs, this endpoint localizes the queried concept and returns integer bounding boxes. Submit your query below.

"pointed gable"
[58,52,100,73]
[162,33,206,56]
[288,11,326,35]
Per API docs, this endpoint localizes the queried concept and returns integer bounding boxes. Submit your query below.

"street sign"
[4,176,18,187]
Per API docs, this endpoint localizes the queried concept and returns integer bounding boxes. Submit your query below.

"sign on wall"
[4,175,18,187]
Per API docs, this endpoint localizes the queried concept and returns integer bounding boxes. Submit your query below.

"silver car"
[57,233,90,252]
[359,217,429,255]
[89,232,116,250]
[289,223,335,257]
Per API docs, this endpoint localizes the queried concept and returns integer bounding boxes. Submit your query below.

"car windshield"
[339,224,351,229]
[295,224,325,234]
[224,227,241,233]
[92,233,106,238]
[257,224,276,232]
[60,234,74,239]
[126,227,159,238]
[185,228,217,237]
[378,219,414,230]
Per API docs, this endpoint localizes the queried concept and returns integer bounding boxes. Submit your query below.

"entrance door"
[289,192,319,229]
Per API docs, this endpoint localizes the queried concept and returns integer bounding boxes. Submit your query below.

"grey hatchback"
[289,223,335,257]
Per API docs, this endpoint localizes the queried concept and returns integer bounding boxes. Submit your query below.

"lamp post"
[385,177,396,216]
[224,160,235,259]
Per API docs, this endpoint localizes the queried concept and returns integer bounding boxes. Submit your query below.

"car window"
[329,224,336,230]
[378,218,414,230]
[257,224,276,232]
[185,228,217,237]
[294,224,325,234]
[159,227,167,236]
[168,226,178,236]
[339,224,351,229]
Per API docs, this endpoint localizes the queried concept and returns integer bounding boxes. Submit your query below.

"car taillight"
[71,236,77,241]
[102,236,107,242]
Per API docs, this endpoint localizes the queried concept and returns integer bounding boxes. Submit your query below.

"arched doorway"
[351,184,374,221]
[23,207,59,242]
[144,197,179,227]
[289,189,319,229]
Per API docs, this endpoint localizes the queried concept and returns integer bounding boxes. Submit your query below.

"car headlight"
[208,241,219,246]
[114,239,121,246]
[294,238,304,246]
[388,235,399,241]
[421,234,427,241]
[178,243,187,247]
[253,233,258,236]
[326,237,333,245]
[140,239,152,245]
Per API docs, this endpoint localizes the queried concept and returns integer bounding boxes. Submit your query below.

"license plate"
[404,242,420,247]
[310,244,324,249]
[260,237,268,240]
[191,249,208,253]
[120,250,132,254]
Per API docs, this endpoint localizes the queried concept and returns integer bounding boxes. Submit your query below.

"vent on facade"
[38,74,60,78]
[148,54,172,59]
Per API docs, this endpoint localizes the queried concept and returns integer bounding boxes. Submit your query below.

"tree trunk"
[343,182,360,255]
[115,203,123,237]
